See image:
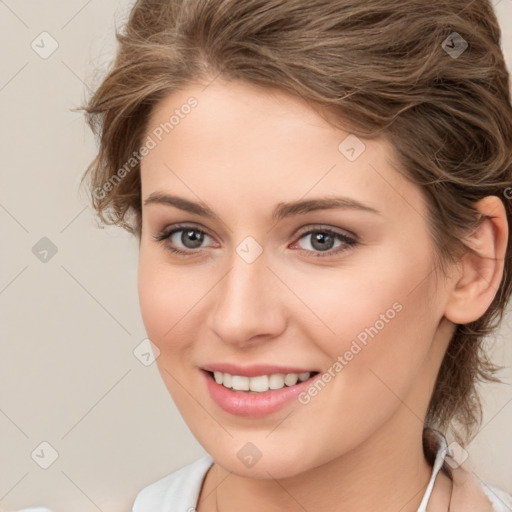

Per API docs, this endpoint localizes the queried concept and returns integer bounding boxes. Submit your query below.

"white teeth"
[284,373,299,386]
[269,373,285,389]
[231,375,249,391]
[249,375,269,392]
[211,371,312,392]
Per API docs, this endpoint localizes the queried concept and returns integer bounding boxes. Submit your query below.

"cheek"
[292,245,434,354]
[137,247,201,353]
[284,254,439,461]
[323,253,437,406]
[137,250,205,408]
[293,241,438,396]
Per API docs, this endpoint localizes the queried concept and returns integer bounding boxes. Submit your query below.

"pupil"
[312,232,333,251]
[183,229,204,249]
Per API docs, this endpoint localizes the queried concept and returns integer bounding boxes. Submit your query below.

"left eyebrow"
[271,196,381,222]
[142,192,381,221]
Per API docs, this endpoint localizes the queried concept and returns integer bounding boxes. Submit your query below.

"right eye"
[153,224,217,256]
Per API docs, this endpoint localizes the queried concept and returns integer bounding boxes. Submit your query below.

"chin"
[206,438,324,480]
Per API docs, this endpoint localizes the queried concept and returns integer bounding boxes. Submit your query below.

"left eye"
[293,229,357,257]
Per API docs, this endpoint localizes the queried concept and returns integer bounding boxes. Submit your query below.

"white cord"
[416,432,448,512]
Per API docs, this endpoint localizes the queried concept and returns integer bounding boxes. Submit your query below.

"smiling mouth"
[205,370,320,393]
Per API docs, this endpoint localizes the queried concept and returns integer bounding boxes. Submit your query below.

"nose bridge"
[209,243,284,345]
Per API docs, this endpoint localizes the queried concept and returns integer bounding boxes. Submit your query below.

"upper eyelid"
[156,224,213,241]
[296,225,357,240]
[161,223,214,239]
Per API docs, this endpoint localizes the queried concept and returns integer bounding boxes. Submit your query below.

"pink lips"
[201,367,319,417]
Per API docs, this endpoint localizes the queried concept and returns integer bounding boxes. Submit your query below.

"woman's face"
[138,79,455,478]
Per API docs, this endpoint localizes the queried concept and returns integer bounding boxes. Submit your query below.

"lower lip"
[202,370,318,417]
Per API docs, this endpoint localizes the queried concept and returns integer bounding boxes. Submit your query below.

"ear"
[444,195,508,325]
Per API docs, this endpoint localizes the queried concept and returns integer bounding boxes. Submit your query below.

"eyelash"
[152,223,358,259]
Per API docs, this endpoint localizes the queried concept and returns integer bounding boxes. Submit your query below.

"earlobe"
[444,195,508,325]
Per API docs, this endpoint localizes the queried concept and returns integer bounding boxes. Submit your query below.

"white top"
[130,433,512,512]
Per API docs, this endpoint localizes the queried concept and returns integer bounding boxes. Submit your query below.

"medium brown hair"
[81,0,512,445]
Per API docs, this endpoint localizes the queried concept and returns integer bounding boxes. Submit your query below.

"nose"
[208,247,287,348]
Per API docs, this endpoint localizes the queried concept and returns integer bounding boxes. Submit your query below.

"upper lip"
[201,363,318,377]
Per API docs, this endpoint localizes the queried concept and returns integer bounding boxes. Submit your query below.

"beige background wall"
[1,1,511,510]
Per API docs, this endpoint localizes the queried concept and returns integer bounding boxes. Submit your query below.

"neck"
[202,411,433,512]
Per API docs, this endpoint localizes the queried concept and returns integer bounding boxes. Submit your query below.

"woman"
[79,0,512,510]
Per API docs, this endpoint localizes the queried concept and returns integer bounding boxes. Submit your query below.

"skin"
[137,78,507,512]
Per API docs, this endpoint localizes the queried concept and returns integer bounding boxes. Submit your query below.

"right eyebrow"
[143,192,219,220]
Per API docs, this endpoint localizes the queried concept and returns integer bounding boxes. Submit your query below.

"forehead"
[140,80,427,224]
